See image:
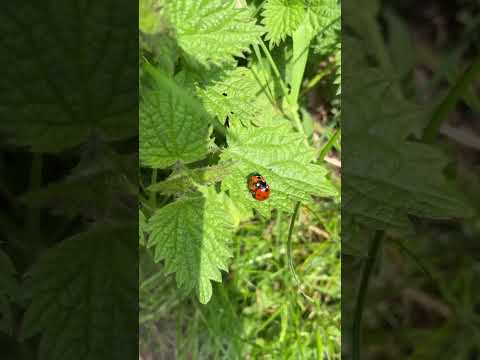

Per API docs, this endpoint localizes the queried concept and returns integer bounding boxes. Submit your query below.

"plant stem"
[276,210,283,257]
[252,43,276,107]
[258,40,307,143]
[258,40,290,100]
[287,202,301,285]
[318,130,340,161]
[289,25,312,143]
[290,23,310,105]
[392,239,436,286]
[352,230,383,360]
[423,55,480,143]
[286,202,313,302]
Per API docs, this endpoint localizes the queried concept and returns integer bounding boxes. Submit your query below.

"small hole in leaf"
[222,92,227,96]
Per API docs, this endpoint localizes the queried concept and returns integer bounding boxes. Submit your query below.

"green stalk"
[258,39,290,100]
[392,239,436,286]
[287,202,301,285]
[276,210,283,256]
[318,130,340,161]
[289,23,311,105]
[352,230,383,360]
[259,38,306,139]
[252,43,276,106]
[363,16,403,100]
[423,55,480,143]
[288,24,312,141]
[286,202,313,302]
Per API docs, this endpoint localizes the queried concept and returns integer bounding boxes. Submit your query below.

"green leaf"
[384,10,415,77]
[307,0,341,38]
[162,0,264,66]
[0,250,17,335]
[343,62,473,234]
[343,138,472,234]
[196,67,264,125]
[0,2,137,152]
[220,118,337,217]
[141,32,178,76]
[312,12,340,56]
[21,223,137,360]
[262,0,306,47]
[147,187,233,304]
[140,69,212,168]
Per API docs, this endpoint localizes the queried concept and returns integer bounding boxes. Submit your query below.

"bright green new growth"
[262,0,306,47]
[162,0,264,65]
[147,187,233,304]
[140,69,212,168]
[221,119,337,217]
[262,0,340,47]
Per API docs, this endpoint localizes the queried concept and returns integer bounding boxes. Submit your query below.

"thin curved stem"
[287,202,314,302]
[287,202,301,285]
[423,55,480,143]
[352,230,384,360]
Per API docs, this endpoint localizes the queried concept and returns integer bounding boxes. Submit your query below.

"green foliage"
[140,68,212,168]
[342,10,472,235]
[342,2,479,359]
[161,0,264,66]
[139,0,163,34]
[262,0,340,48]
[0,2,137,153]
[307,0,340,38]
[140,6,340,360]
[262,0,306,47]
[139,0,341,357]
[147,187,233,304]
[1,3,138,358]
[196,66,263,125]
[221,119,337,216]
[21,223,137,360]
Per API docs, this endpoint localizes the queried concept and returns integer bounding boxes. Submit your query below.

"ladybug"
[247,173,270,201]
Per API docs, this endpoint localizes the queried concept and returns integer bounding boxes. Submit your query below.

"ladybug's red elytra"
[247,173,270,201]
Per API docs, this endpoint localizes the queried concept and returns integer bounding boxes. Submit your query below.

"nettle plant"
[342,2,476,359]
[139,0,341,303]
